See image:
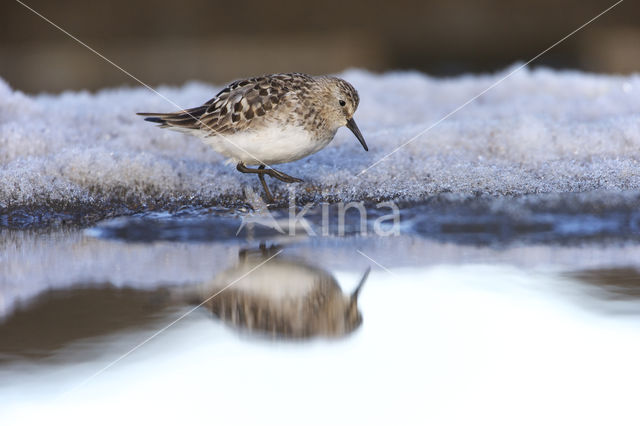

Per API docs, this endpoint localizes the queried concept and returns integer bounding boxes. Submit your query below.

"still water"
[2,207,640,425]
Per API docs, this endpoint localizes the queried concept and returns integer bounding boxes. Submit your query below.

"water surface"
[2,205,640,425]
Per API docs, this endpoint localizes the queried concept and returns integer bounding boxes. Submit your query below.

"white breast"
[197,124,336,165]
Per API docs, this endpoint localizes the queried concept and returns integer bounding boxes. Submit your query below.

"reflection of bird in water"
[196,246,369,339]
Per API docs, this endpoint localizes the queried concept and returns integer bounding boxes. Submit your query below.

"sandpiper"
[195,245,369,339]
[138,73,368,202]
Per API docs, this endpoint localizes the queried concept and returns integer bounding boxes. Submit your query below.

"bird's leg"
[257,165,274,202]
[236,162,302,202]
[236,162,275,202]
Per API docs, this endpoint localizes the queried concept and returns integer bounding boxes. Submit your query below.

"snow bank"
[1,65,640,220]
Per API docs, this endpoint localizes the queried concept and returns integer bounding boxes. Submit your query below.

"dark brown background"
[1,0,638,93]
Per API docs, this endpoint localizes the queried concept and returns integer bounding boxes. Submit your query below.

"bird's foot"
[267,168,303,184]
[236,162,303,203]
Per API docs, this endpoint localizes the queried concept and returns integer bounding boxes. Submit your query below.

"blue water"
[2,203,640,425]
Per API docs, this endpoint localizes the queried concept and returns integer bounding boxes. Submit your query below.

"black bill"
[346,118,368,151]
[351,267,371,302]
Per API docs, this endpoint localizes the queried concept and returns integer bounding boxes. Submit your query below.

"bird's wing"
[137,73,313,136]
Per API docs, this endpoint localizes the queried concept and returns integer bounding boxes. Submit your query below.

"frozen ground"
[2,65,640,224]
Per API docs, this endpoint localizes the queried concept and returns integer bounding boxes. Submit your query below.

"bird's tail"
[136,105,208,129]
[136,113,168,125]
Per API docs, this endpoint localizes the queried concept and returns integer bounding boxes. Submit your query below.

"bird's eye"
[339,100,346,107]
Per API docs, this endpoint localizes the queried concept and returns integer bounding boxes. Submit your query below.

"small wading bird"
[138,73,368,202]
[193,245,370,339]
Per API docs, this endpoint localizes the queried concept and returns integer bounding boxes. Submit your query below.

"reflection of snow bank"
[5,224,640,319]
[1,65,640,215]
[0,228,239,319]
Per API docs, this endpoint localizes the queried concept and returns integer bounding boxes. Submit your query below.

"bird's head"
[322,77,368,151]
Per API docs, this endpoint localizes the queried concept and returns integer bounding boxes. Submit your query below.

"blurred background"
[1,0,638,93]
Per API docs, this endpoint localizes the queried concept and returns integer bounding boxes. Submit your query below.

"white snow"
[2,65,640,213]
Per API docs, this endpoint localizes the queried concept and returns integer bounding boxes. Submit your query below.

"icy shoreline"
[1,65,640,225]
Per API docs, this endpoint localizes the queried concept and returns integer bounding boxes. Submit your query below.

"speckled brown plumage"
[195,248,368,339]
[138,73,359,136]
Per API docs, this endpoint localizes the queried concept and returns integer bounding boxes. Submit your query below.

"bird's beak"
[351,267,371,302]
[346,118,368,151]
